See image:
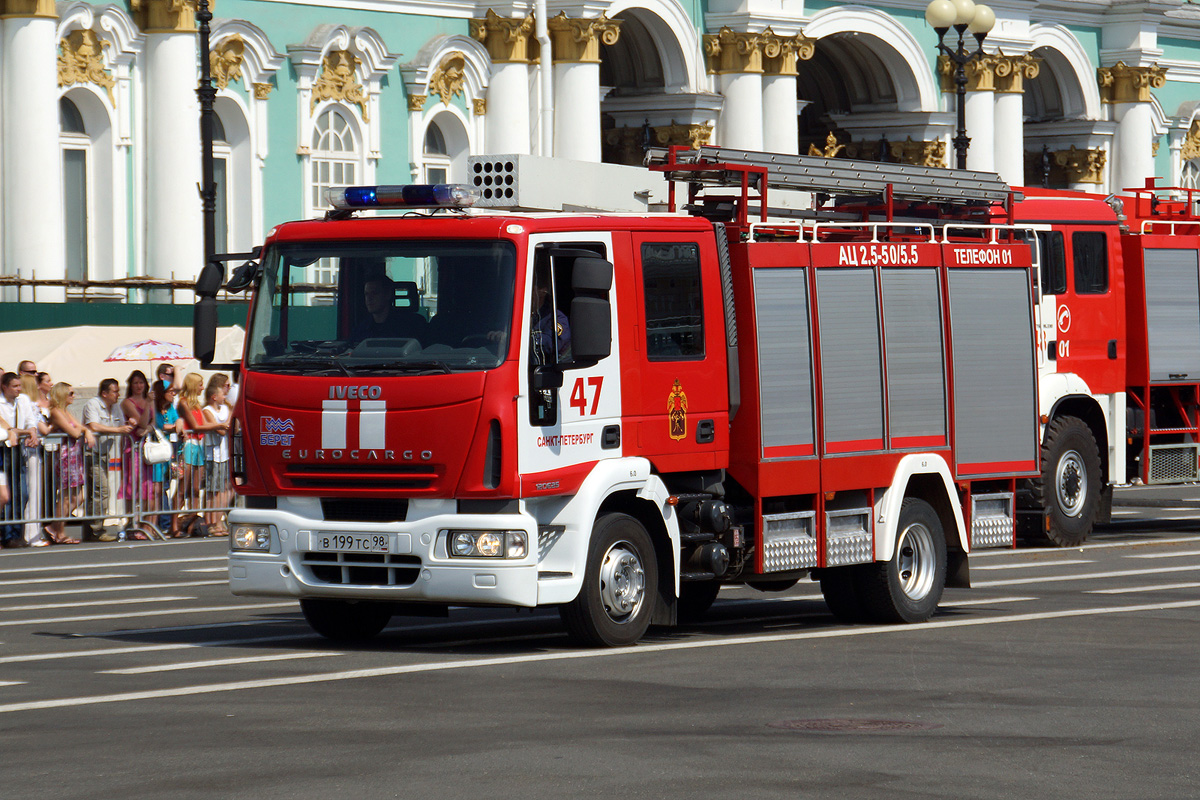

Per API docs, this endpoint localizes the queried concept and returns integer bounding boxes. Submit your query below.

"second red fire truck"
[195,147,1050,646]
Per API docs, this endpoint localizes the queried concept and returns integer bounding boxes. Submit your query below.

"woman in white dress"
[202,374,233,536]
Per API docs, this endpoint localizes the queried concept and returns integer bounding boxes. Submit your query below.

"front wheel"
[560,513,658,647]
[300,598,392,641]
[1027,415,1101,547]
[860,498,947,623]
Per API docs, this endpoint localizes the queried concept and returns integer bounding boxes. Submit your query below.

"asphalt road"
[1,493,1198,799]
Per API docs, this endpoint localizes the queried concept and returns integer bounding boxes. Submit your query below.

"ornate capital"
[704,27,766,75]
[890,137,947,168]
[470,10,534,64]
[311,50,368,120]
[1054,145,1106,184]
[253,82,274,100]
[130,0,196,33]
[58,29,115,104]
[429,52,467,106]
[994,53,1040,94]
[603,123,714,165]
[408,93,426,112]
[1,0,56,18]
[211,36,245,90]
[472,97,487,115]
[1098,62,1167,104]
[760,28,815,76]
[547,13,620,63]
[938,53,1003,92]
[1183,119,1200,163]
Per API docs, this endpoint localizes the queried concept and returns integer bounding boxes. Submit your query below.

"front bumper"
[227,506,540,608]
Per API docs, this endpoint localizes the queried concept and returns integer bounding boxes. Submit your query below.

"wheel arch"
[875,454,967,571]
[600,486,679,625]
[1046,394,1110,483]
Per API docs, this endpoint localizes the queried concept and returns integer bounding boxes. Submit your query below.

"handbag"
[142,428,172,464]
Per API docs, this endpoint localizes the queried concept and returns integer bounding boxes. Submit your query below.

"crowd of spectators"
[0,358,237,548]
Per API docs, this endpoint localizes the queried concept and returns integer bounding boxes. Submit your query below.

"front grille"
[300,552,422,587]
[284,463,439,490]
[321,498,409,523]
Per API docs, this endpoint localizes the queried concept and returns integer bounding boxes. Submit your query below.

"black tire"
[859,498,947,623]
[677,580,722,623]
[747,577,800,593]
[300,598,392,641]
[560,513,658,647]
[819,566,870,623]
[1027,415,1101,547]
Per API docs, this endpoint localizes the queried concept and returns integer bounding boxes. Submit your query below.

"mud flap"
[946,549,970,589]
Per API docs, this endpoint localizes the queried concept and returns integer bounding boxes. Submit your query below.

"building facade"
[3,0,1200,301]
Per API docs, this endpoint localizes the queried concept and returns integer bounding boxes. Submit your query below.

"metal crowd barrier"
[1,431,241,546]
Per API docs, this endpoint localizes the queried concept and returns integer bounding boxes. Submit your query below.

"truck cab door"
[1052,227,1124,394]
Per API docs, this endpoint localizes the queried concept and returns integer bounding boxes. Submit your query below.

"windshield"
[246,240,517,374]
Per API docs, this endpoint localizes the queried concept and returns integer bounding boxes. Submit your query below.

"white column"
[762,74,798,155]
[2,15,64,302]
[994,91,1025,186]
[717,72,764,151]
[143,31,203,296]
[1114,102,1155,192]
[553,61,601,162]
[965,88,995,172]
[486,63,531,155]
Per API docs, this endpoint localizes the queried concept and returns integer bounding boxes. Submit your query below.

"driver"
[349,275,427,344]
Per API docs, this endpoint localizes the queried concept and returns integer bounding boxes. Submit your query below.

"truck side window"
[1038,231,1066,295]
[1073,231,1108,294]
[642,243,704,360]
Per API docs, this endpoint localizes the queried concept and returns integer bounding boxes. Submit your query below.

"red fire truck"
[996,183,1200,547]
[194,147,1043,646]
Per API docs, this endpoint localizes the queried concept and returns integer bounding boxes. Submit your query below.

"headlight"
[446,530,528,558]
[231,523,273,551]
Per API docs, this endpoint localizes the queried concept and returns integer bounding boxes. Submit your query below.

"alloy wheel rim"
[598,541,646,622]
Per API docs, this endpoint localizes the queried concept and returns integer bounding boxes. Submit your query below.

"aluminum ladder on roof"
[645,145,1020,205]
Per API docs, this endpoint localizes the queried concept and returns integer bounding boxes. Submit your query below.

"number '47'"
[569,376,604,416]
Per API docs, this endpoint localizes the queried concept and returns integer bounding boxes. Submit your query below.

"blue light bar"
[324,184,481,211]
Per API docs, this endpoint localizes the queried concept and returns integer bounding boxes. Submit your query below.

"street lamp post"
[925,0,994,170]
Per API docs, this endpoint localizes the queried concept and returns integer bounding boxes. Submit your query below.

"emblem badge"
[667,379,688,441]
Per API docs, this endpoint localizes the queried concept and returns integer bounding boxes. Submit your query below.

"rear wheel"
[560,513,658,647]
[300,598,393,641]
[1027,415,1101,547]
[819,566,870,623]
[860,498,946,623]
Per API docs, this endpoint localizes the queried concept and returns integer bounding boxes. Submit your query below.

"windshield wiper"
[350,360,454,374]
[257,355,352,376]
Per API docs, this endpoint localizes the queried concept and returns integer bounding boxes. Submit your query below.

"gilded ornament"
[2,0,56,17]
[57,29,116,105]
[890,137,946,168]
[408,94,427,111]
[472,98,487,115]
[703,27,764,75]
[210,36,245,90]
[253,82,274,100]
[808,132,845,158]
[1053,145,1106,184]
[430,53,467,106]
[469,10,534,64]
[1098,62,1167,104]
[760,28,815,76]
[994,52,1040,93]
[129,0,196,33]
[1182,119,1200,163]
[311,49,368,120]
[547,13,621,63]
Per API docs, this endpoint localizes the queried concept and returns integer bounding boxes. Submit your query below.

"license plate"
[311,532,391,554]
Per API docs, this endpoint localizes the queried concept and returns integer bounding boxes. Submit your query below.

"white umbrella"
[104,339,193,363]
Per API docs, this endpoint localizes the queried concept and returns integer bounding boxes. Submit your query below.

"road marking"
[3,598,1198,714]
[181,568,227,574]
[972,560,1093,571]
[0,602,295,628]
[941,596,1038,606]
[0,574,134,587]
[0,581,224,600]
[1087,582,1200,595]
[0,596,195,613]
[0,681,26,688]
[105,618,299,636]
[969,536,1200,556]
[975,564,1200,587]
[0,557,225,575]
[101,651,342,675]
[1127,550,1200,560]
[0,632,317,665]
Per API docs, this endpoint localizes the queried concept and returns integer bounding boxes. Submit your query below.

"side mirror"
[195,259,225,298]
[569,257,613,365]
[194,297,218,367]
[226,260,260,294]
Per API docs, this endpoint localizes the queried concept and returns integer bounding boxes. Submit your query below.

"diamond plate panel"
[971,493,1014,549]
[825,508,872,566]
[761,511,817,572]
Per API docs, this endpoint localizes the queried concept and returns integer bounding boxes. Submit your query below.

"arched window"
[310,107,361,285]
[212,112,230,254]
[60,97,90,283]
[1182,159,1200,191]
[423,122,450,184]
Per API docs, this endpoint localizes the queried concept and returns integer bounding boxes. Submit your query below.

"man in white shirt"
[82,378,132,542]
[1,371,38,547]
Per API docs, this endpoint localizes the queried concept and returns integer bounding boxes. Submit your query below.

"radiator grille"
[284,464,439,491]
[320,499,409,523]
[1148,444,1200,484]
[300,552,422,587]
